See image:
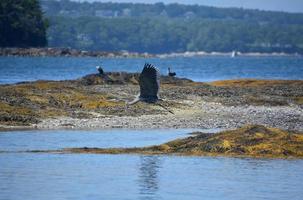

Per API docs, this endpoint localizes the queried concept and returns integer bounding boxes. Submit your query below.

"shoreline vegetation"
[0,48,301,58]
[28,125,303,159]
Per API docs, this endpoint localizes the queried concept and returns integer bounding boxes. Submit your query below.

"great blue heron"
[127,63,173,114]
[168,67,176,77]
[128,63,160,104]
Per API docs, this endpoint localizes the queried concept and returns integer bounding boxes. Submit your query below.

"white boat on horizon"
[231,51,237,58]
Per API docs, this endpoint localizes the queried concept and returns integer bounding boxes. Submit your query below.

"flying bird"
[139,63,160,103]
[128,63,160,104]
[127,63,174,114]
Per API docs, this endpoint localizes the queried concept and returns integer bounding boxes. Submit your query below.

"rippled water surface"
[0,129,303,200]
[0,56,303,84]
[1,153,303,200]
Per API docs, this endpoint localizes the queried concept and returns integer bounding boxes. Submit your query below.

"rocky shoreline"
[0,48,153,58]
[0,48,301,58]
[0,73,302,131]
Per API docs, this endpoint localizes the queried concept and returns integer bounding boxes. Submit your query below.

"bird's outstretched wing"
[139,63,160,102]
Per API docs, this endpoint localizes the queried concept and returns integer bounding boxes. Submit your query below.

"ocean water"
[0,129,302,200]
[0,56,302,84]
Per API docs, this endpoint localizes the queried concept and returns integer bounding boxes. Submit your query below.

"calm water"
[0,128,204,151]
[1,129,303,200]
[0,56,303,84]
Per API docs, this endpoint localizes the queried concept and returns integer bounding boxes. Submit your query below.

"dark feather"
[139,63,160,103]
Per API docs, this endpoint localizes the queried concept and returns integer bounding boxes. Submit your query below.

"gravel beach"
[36,100,303,131]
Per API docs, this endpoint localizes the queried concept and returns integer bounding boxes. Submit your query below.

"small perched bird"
[128,63,160,104]
[168,67,176,77]
[96,66,104,75]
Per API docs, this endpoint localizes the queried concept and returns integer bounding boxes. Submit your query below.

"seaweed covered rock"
[62,125,303,158]
[0,75,302,129]
[78,73,194,86]
[79,72,139,85]
[169,125,303,158]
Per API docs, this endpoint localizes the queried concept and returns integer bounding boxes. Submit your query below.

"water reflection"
[138,156,161,200]
[1,154,303,200]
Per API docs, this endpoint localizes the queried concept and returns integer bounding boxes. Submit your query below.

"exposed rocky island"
[0,73,302,131]
[29,125,303,159]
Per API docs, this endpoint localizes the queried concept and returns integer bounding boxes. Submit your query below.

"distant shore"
[0,48,152,58]
[0,47,301,58]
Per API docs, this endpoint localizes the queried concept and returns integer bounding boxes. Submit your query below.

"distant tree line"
[47,16,303,54]
[42,0,303,53]
[41,0,303,25]
[0,0,48,47]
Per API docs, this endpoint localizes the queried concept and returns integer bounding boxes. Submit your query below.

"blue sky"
[76,0,303,13]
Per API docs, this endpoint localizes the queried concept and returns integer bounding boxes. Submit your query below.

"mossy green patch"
[0,102,38,125]
[0,102,32,115]
[294,97,303,105]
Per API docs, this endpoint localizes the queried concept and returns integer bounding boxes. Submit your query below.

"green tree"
[0,0,48,47]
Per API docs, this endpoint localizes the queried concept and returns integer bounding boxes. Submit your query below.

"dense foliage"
[47,16,303,54]
[43,0,303,53]
[0,0,48,47]
[42,0,303,25]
